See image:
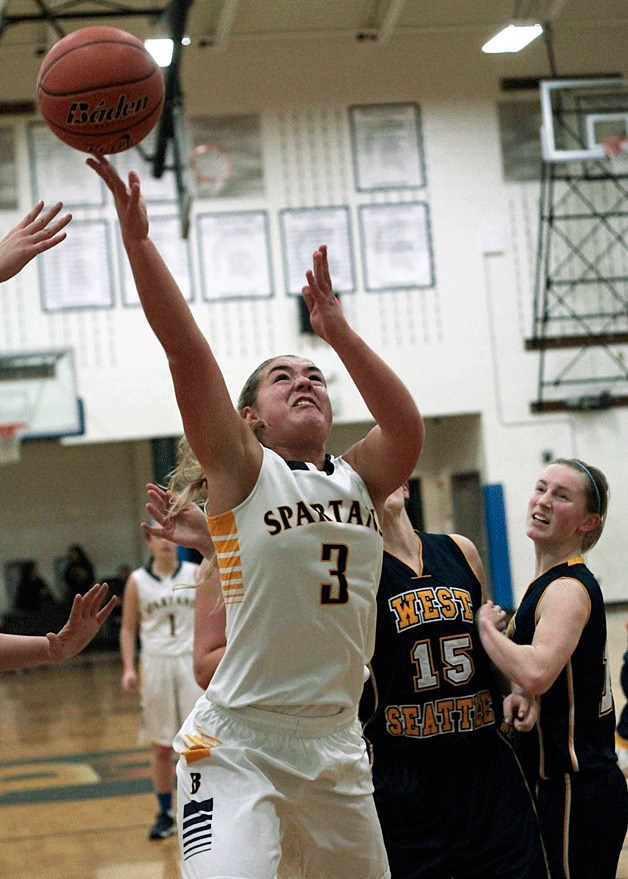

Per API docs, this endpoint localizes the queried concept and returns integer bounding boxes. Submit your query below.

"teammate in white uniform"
[90,153,424,879]
[120,532,202,840]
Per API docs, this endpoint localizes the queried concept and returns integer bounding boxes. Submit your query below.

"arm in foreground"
[0,583,116,672]
[0,201,71,283]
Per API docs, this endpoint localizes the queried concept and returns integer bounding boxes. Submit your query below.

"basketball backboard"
[0,348,83,440]
[539,77,628,162]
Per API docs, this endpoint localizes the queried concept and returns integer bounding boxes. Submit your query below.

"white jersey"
[133,560,198,657]
[205,446,383,717]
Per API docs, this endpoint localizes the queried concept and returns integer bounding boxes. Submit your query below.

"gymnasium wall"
[0,21,625,606]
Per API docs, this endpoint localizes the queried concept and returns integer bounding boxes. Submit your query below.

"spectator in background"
[106,563,132,602]
[14,561,55,614]
[62,545,95,604]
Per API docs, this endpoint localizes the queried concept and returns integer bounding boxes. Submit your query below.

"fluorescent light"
[144,37,174,67]
[482,23,543,54]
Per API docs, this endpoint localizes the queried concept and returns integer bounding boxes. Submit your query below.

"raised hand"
[143,482,213,556]
[301,245,350,344]
[46,582,117,661]
[0,201,72,282]
[85,155,149,245]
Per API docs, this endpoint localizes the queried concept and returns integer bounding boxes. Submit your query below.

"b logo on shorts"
[191,772,201,795]
[181,797,214,861]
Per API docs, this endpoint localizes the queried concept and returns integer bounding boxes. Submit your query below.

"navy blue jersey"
[510,556,617,779]
[362,532,500,759]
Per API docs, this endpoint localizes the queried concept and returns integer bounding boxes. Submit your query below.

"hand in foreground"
[504,691,538,732]
[46,582,117,661]
[476,600,508,633]
[0,201,71,282]
[301,245,350,344]
[85,155,148,244]
[143,482,213,555]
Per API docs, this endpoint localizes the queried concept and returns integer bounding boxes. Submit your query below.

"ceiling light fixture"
[144,37,174,67]
[482,22,543,54]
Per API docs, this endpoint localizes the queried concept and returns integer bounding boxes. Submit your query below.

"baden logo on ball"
[37,25,165,155]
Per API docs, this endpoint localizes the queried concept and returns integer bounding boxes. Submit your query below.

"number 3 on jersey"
[320,543,349,604]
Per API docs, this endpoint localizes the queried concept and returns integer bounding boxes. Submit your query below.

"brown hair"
[553,458,609,551]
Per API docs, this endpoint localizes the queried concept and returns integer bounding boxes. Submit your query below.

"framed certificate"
[280,206,355,295]
[349,103,425,191]
[38,219,114,311]
[0,126,18,209]
[196,211,273,301]
[359,202,434,291]
[120,215,193,306]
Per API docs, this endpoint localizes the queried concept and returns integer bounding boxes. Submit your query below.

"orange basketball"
[37,26,165,155]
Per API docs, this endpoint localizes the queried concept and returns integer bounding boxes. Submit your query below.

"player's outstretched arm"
[0,201,71,283]
[0,583,116,672]
[86,156,258,505]
[303,245,424,507]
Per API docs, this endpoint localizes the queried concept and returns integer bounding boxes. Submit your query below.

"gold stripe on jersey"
[562,774,572,877]
[179,732,222,764]
[566,660,578,771]
[207,511,244,604]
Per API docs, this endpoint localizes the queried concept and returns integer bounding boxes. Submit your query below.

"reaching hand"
[301,245,350,344]
[0,201,72,283]
[85,155,149,245]
[143,482,213,555]
[46,582,117,661]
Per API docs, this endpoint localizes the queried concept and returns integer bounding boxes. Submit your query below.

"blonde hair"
[167,436,208,514]
[165,436,217,588]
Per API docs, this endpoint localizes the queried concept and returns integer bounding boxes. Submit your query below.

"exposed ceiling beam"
[378,0,406,44]
[546,0,570,20]
[214,0,239,48]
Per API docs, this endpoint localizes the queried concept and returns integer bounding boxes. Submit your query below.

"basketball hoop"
[0,421,25,465]
[189,142,234,196]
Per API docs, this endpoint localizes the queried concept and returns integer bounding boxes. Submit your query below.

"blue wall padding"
[483,483,514,609]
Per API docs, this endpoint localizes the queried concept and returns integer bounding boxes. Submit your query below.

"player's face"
[147,534,178,561]
[245,356,333,444]
[526,463,597,549]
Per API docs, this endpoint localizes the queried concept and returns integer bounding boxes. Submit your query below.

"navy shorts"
[371,730,549,879]
[536,765,628,879]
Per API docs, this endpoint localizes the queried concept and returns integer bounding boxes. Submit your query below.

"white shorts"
[139,652,204,748]
[174,699,391,879]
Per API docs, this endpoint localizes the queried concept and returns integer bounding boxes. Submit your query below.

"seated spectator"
[62,545,95,605]
[14,561,54,614]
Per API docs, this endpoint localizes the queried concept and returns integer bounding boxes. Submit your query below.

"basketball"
[36,26,165,155]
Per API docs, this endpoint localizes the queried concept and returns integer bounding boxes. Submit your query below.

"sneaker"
[149,811,176,840]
